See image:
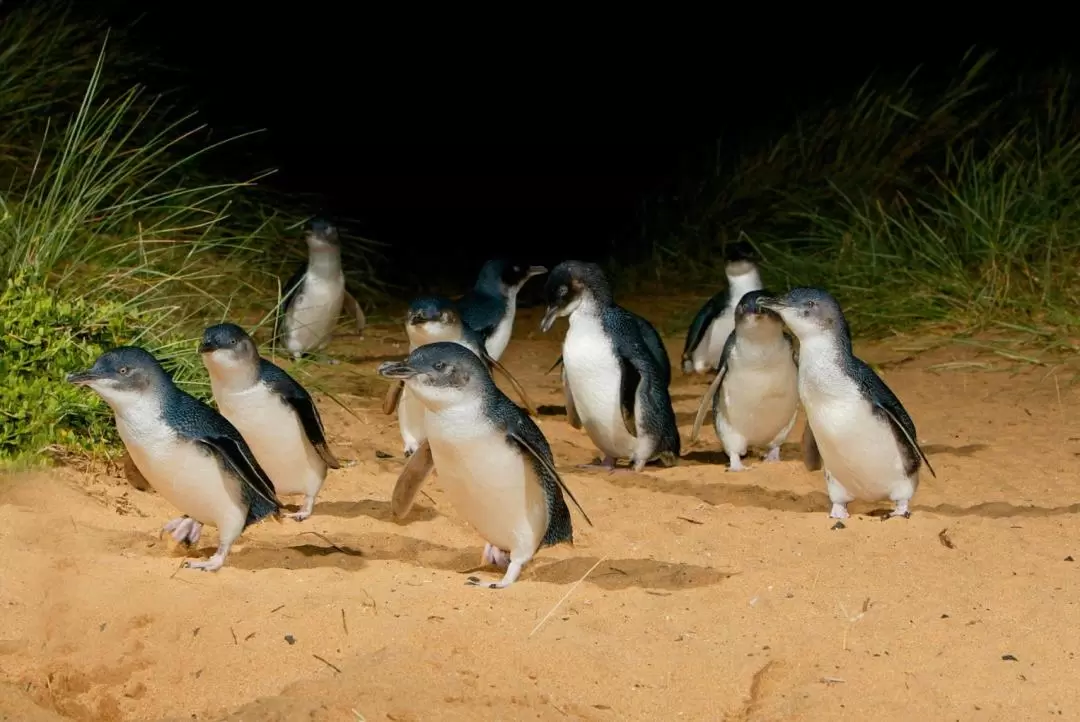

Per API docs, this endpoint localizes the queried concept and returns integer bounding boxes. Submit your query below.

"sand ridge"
[2,302,1080,721]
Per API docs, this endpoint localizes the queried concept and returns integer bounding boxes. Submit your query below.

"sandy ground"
[2,298,1080,722]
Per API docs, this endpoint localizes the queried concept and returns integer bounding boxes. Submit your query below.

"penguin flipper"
[852,358,936,478]
[383,380,404,415]
[681,290,729,370]
[801,423,822,471]
[631,312,671,386]
[391,440,434,519]
[457,290,502,340]
[196,435,283,525]
[274,264,307,352]
[261,362,341,469]
[691,359,728,443]
[342,291,366,335]
[618,356,642,437]
[485,352,538,417]
[546,354,563,375]
[561,365,582,429]
[506,424,592,528]
[692,329,739,442]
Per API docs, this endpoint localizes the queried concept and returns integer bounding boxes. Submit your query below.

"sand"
[2,299,1079,721]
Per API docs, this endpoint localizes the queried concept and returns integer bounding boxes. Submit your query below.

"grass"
[0,2,385,466]
[629,49,1080,356]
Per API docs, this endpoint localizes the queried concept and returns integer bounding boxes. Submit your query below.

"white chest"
[719,343,798,444]
[424,401,548,553]
[562,314,637,457]
[485,293,517,361]
[286,272,346,351]
[211,382,322,496]
[114,409,245,528]
[798,350,909,499]
[697,312,735,370]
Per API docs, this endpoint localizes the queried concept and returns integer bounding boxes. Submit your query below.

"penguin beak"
[377,361,420,380]
[540,306,560,333]
[66,370,102,385]
[526,265,548,279]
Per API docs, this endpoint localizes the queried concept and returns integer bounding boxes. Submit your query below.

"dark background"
[22,4,1077,290]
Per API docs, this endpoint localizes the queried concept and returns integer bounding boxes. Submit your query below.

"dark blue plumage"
[408,295,488,353]
[682,290,729,366]
[456,259,547,349]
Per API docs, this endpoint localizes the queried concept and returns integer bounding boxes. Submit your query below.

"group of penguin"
[66,221,936,588]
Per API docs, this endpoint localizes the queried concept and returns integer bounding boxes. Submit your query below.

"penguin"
[277,219,366,360]
[67,347,283,570]
[198,323,341,522]
[383,296,538,519]
[689,290,799,471]
[540,260,681,472]
[681,243,764,374]
[377,342,592,589]
[456,259,548,361]
[386,295,538,457]
[757,287,936,519]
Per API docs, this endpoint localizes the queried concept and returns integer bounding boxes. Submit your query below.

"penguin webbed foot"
[829,502,850,519]
[884,500,912,520]
[288,496,316,522]
[727,454,748,472]
[481,543,510,569]
[577,456,620,473]
[162,516,203,545]
[764,446,782,463]
[466,558,525,589]
[185,553,226,572]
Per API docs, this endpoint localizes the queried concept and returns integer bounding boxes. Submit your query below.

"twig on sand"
[169,558,187,579]
[530,555,608,638]
[230,627,238,645]
[341,608,348,635]
[313,653,342,674]
[302,530,348,554]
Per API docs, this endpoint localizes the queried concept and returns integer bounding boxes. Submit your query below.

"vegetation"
[632,49,1080,351]
[0,3,381,467]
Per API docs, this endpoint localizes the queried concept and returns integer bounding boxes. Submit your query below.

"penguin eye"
[558,285,568,297]
[806,300,817,310]
[118,366,129,375]
[433,361,447,372]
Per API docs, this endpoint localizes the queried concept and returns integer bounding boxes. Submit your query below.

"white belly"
[424,401,548,554]
[485,295,516,361]
[213,383,325,498]
[693,312,735,372]
[116,414,247,532]
[398,385,427,454]
[718,352,798,446]
[563,315,637,459]
[800,369,910,501]
[286,274,345,354]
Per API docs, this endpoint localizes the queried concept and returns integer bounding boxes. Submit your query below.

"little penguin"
[199,323,341,522]
[681,242,764,374]
[456,259,548,361]
[388,295,538,458]
[540,260,680,472]
[67,347,284,570]
[377,342,592,589]
[689,290,799,471]
[757,288,937,519]
[278,219,366,360]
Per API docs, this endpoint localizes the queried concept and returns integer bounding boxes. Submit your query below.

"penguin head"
[475,259,548,296]
[540,260,611,332]
[733,290,784,337]
[377,342,486,410]
[724,241,759,278]
[406,296,463,346]
[757,287,848,341]
[305,219,340,250]
[198,323,259,374]
[67,346,169,407]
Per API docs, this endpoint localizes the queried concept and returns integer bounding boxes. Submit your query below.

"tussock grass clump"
[638,50,1080,348]
[0,3,382,465]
